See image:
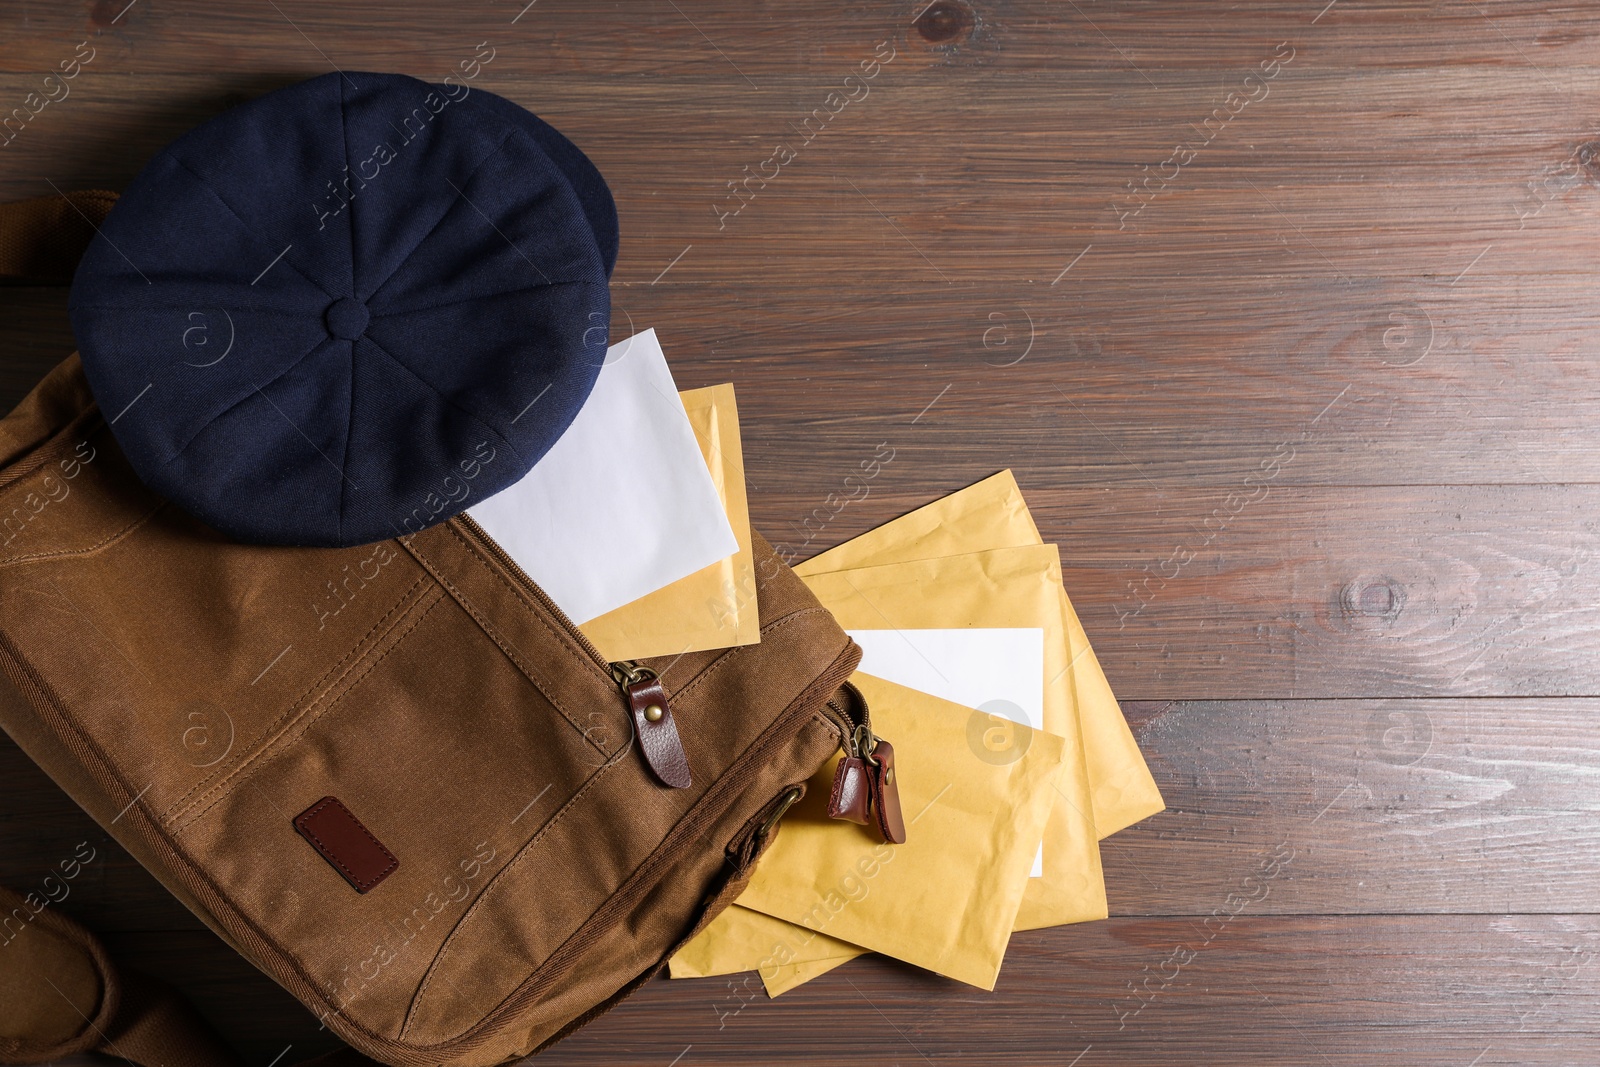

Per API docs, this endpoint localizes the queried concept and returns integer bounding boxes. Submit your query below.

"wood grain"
[4,0,1600,1063]
[8,279,1600,490]
[66,913,1600,1066]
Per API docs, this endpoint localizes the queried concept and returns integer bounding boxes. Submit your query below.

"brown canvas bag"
[0,195,884,1063]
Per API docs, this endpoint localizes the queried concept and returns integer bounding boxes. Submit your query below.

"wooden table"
[3,2,1598,1063]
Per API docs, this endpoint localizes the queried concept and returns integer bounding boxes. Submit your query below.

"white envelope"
[468,329,739,624]
[848,627,1044,730]
[848,626,1046,877]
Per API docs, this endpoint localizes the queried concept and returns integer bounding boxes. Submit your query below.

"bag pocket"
[169,552,629,1042]
[397,650,858,1048]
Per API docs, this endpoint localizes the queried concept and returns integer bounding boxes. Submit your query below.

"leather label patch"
[293,796,398,893]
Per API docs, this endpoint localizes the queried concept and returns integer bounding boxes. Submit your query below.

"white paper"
[469,329,739,624]
[848,628,1045,730]
[848,627,1047,876]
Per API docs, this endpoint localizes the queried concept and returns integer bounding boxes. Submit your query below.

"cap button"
[325,297,370,340]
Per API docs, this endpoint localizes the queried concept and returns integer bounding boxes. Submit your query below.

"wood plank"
[6,277,1600,489]
[637,916,1600,1067]
[73,916,1600,1066]
[6,66,1600,258]
[1107,698,1600,915]
[2,0,1598,77]
[745,483,1600,700]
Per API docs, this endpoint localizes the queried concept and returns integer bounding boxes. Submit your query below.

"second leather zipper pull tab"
[864,736,906,844]
[613,662,691,789]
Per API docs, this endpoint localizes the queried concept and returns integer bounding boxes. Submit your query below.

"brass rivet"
[885,767,895,785]
[644,704,664,723]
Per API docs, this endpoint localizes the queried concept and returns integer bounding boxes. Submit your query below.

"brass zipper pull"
[610,661,691,789]
[728,784,805,870]
[757,786,805,844]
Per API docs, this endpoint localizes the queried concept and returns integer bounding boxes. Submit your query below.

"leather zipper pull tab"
[613,663,691,789]
[827,721,906,843]
[865,736,906,844]
[826,755,872,825]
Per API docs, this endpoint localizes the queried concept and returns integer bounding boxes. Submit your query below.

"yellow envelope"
[669,903,863,981]
[735,673,1066,991]
[794,469,1043,571]
[675,471,1164,994]
[670,905,864,996]
[797,470,1164,839]
[578,384,759,661]
[763,952,856,996]
[799,546,1108,932]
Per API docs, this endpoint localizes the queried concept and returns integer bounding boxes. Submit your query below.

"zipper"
[457,514,692,787]
[454,514,889,813]
[608,660,654,689]
[430,641,864,1039]
[456,513,613,672]
[824,679,873,757]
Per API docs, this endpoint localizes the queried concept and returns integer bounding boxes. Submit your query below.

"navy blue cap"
[69,71,617,547]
